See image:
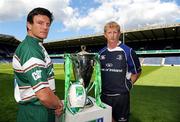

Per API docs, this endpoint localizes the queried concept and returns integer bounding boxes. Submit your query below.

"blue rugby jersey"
[99,43,141,94]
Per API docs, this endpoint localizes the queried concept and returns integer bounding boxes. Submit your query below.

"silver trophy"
[71,46,95,107]
[64,45,104,114]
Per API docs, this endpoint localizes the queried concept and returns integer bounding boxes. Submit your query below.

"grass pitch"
[0,64,180,122]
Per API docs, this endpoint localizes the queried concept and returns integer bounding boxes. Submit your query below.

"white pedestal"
[56,97,112,122]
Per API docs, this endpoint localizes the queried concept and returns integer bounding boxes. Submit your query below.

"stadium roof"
[0,34,20,46]
[44,23,180,49]
[0,23,180,48]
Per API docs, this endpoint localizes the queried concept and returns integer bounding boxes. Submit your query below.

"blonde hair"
[104,21,121,33]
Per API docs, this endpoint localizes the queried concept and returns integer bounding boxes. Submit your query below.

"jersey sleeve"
[20,45,50,93]
[128,49,142,74]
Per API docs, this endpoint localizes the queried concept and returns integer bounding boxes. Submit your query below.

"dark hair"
[27,7,54,24]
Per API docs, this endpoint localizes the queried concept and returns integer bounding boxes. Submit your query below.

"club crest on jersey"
[100,55,106,60]
[32,70,42,80]
[116,55,122,60]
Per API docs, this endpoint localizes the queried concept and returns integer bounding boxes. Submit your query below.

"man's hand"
[55,100,64,117]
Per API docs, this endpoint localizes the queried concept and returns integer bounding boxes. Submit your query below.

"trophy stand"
[56,97,112,122]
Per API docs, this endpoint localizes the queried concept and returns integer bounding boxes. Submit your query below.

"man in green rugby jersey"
[13,7,63,122]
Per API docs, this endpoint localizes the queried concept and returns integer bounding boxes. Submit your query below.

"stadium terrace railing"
[136,49,180,55]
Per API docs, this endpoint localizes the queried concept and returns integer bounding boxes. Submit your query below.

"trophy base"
[85,97,93,108]
[56,97,112,122]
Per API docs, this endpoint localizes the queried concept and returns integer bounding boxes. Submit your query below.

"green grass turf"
[0,64,180,122]
[130,66,180,122]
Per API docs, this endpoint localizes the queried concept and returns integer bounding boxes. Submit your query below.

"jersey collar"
[107,41,122,51]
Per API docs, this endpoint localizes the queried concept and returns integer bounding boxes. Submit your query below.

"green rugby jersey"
[13,35,55,104]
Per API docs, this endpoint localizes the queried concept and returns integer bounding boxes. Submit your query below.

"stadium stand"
[0,34,20,63]
[1,23,180,65]
[142,57,163,66]
[51,58,64,64]
[164,56,180,65]
[140,56,180,66]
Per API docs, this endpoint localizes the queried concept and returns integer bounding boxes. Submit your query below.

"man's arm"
[35,87,63,109]
[131,72,141,84]
[129,49,142,84]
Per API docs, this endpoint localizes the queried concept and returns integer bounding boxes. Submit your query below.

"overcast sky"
[0,0,180,42]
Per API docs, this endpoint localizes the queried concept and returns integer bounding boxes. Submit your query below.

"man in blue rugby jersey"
[99,21,142,122]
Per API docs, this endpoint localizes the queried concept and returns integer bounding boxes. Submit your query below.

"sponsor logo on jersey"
[101,68,123,72]
[32,70,42,80]
[106,63,113,67]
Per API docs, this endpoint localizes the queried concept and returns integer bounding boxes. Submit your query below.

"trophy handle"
[86,80,95,93]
